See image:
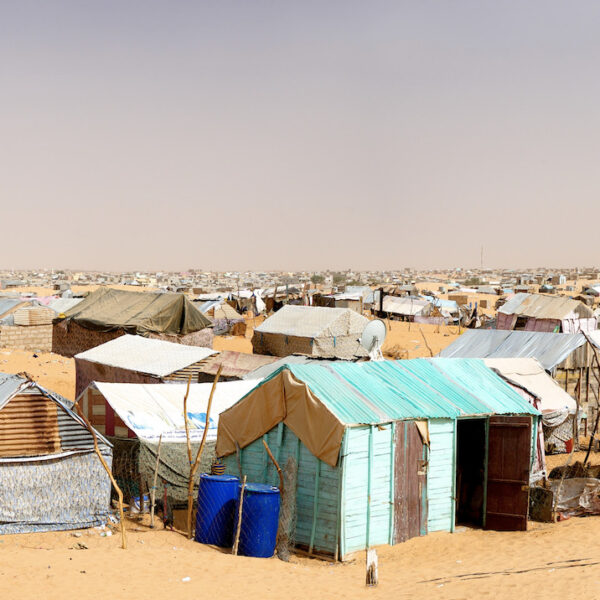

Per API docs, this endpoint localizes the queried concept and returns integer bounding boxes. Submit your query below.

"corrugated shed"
[75,334,217,377]
[255,305,368,338]
[437,329,587,370]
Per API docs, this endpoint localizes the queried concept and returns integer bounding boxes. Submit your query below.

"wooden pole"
[185,365,222,539]
[262,439,284,493]
[74,403,127,549]
[232,475,247,556]
[418,326,434,357]
[581,335,600,464]
[150,434,163,529]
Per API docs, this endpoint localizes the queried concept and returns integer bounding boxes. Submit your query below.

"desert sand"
[1,505,599,600]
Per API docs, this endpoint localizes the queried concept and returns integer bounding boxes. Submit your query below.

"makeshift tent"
[80,379,257,504]
[74,334,218,397]
[497,293,596,333]
[252,305,369,359]
[196,300,245,335]
[52,287,213,357]
[217,359,540,559]
[0,373,111,534]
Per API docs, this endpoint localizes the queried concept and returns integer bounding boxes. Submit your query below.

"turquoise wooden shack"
[216,358,541,560]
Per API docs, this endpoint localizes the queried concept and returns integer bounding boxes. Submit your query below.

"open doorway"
[455,418,486,527]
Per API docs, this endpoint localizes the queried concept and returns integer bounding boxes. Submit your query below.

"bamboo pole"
[185,365,223,539]
[74,403,127,549]
[232,475,247,555]
[150,434,163,529]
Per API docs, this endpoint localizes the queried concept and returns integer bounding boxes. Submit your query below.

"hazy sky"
[3,1,600,272]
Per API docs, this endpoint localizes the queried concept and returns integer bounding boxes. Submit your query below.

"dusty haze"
[2,1,600,271]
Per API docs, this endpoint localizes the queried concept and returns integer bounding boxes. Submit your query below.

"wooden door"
[394,422,427,543]
[485,416,531,531]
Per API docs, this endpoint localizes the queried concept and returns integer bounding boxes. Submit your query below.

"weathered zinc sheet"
[0,450,112,534]
[60,287,212,335]
[437,329,587,371]
[427,419,455,533]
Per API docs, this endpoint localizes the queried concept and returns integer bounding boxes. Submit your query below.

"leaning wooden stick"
[74,403,127,549]
[262,439,284,494]
[185,364,223,539]
[150,434,163,529]
[232,475,247,555]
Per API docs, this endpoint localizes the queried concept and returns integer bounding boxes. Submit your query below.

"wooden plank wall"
[341,424,393,555]
[427,419,456,533]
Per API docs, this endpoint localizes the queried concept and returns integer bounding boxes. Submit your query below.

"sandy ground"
[2,512,600,600]
[0,349,74,399]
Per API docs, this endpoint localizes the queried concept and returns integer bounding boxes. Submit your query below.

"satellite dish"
[360,319,387,360]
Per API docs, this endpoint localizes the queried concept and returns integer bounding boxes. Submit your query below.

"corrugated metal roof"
[280,358,538,426]
[48,297,84,314]
[498,293,592,319]
[0,373,28,409]
[0,298,26,319]
[255,305,368,338]
[426,358,539,416]
[437,329,587,370]
[75,334,217,377]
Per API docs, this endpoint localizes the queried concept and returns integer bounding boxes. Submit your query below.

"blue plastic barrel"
[234,483,280,558]
[195,474,239,547]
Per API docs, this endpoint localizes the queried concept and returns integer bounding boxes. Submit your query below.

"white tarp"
[75,334,217,377]
[92,379,258,443]
[484,358,577,414]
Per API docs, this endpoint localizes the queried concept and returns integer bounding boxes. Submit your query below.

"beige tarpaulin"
[216,370,345,467]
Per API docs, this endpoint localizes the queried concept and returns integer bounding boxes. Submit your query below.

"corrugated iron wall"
[0,391,61,457]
